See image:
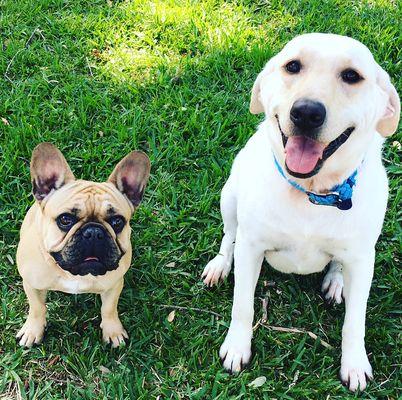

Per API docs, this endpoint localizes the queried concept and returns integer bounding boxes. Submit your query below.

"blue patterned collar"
[273,155,358,210]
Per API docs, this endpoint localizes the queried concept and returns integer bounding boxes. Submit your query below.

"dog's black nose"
[290,99,326,130]
[82,223,105,241]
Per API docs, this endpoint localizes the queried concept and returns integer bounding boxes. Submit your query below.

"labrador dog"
[202,33,400,391]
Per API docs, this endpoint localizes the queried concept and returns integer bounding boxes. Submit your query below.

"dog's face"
[250,33,400,178]
[44,181,134,276]
[30,143,150,276]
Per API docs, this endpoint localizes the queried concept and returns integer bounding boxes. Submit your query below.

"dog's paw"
[16,318,46,347]
[322,268,343,304]
[219,328,252,373]
[101,318,128,348]
[340,352,373,392]
[201,255,231,286]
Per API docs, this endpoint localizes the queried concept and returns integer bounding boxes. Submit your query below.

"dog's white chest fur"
[51,273,113,294]
[264,242,330,275]
[261,209,340,274]
[55,277,93,294]
[232,127,387,274]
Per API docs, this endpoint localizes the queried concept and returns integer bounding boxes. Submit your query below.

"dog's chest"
[264,235,332,274]
[52,275,106,294]
[55,278,91,294]
[246,198,345,274]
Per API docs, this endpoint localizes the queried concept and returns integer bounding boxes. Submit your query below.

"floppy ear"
[250,56,278,115]
[30,143,75,202]
[376,66,400,137]
[250,71,265,114]
[108,151,151,207]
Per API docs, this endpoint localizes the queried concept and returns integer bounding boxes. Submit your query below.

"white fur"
[202,33,399,392]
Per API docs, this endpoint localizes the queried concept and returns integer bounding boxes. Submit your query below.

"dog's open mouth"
[275,115,354,178]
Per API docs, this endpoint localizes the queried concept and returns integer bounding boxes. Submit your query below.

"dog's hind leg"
[202,178,237,286]
[322,260,344,304]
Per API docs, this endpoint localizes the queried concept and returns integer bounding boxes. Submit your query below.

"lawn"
[0,0,401,398]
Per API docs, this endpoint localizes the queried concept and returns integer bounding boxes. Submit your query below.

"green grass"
[0,0,401,398]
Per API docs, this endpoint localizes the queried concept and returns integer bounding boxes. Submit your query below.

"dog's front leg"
[340,251,374,392]
[16,281,47,347]
[220,229,264,372]
[100,278,128,347]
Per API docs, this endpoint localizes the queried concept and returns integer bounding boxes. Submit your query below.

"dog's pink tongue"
[285,136,326,174]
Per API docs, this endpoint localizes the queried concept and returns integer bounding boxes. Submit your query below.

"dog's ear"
[250,56,278,115]
[250,71,265,114]
[30,143,75,202]
[376,66,400,137]
[108,151,151,207]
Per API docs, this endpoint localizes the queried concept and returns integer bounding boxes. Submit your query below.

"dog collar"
[273,155,358,210]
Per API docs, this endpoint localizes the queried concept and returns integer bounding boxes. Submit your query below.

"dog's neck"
[265,120,380,195]
[293,159,363,194]
[271,148,364,196]
[295,135,382,194]
[272,153,360,210]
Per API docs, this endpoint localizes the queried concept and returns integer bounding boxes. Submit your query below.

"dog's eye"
[56,213,77,231]
[341,69,363,84]
[108,215,126,234]
[285,60,301,74]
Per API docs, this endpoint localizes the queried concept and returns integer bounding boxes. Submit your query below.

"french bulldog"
[16,143,150,347]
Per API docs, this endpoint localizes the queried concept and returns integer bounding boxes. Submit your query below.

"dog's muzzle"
[51,222,123,276]
[275,114,354,178]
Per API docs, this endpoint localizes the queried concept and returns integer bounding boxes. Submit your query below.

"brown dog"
[16,143,150,347]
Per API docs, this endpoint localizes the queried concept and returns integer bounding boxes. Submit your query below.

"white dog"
[202,33,400,392]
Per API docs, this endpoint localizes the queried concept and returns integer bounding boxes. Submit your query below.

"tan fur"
[16,143,150,347]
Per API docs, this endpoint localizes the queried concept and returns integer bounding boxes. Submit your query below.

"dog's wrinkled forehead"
[45,180,132,220]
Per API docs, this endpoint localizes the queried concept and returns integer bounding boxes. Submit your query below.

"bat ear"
[30,143,75,202]
[108,151,151,207]
[376,66,400,137]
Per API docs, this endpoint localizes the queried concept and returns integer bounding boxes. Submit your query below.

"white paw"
[219,326,252,373]
[201,255,231,286]
[340,351,373,392]
[322,269,343,304]
[101,318,128,348]
[16,318,46,347]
